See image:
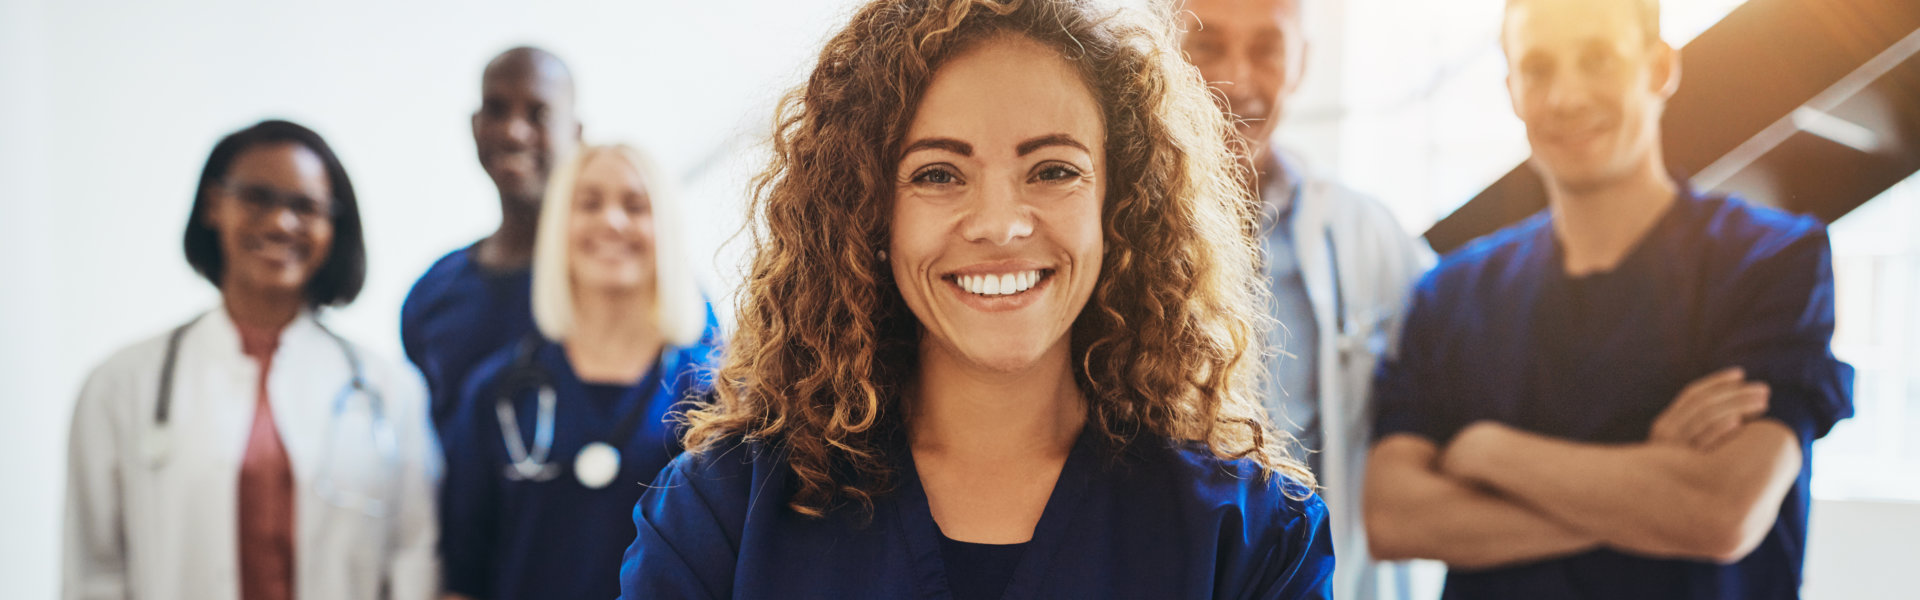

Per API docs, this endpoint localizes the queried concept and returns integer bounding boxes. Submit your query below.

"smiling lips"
[948,269,1051,297]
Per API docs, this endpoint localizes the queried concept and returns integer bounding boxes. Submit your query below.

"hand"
[1439,421,1512,483]
[1649,367,1770,451]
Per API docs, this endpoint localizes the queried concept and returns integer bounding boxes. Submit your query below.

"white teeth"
[955,269,1045,296]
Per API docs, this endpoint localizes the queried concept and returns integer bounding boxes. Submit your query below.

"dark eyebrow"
[1016,134,1089,157]
[901,137,973,158]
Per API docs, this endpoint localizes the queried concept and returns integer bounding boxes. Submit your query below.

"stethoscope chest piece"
[574,441,621,489]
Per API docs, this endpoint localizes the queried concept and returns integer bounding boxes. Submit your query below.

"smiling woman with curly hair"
[620,0,1335,597]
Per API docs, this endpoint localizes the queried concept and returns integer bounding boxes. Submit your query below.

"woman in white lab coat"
[63,119,440,600]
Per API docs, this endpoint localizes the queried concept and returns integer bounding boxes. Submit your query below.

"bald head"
[482,46,577,99]
[473,45,582,215]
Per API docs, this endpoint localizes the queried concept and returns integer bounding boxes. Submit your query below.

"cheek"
[1048,189,1106,273]
[888,197,943,269]
[307,224,336,266]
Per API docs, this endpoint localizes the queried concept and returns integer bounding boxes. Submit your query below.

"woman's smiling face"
[890,33,1107,374]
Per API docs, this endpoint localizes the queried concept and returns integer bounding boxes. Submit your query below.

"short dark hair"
[1505,0,1661,44]
[183,119,366,307]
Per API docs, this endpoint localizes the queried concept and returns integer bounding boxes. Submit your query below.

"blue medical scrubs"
[620,429,1337,599]
[1373,188,1853,599]
[400,245,535,435]
[439,333,720,600]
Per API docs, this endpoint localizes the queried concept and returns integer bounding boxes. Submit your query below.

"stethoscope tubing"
[148,312,401,517]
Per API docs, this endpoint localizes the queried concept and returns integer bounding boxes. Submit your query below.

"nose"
[504,115,537,147]
[594,204,629,232]
[266,205,304,236]
[960,178,1034,246]
[1542,71,1591,116]
[1222,54,1253,95]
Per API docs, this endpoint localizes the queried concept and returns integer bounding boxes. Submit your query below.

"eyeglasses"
[224,182,335,222]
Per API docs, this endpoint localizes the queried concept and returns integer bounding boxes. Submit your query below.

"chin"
[947,332,1062,375]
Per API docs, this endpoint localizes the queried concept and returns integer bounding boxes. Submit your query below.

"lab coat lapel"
[267,312,332,498]
[150,310,251,600]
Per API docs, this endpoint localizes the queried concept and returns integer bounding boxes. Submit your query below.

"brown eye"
[1033,164,1083,183]
[912,166,961,186]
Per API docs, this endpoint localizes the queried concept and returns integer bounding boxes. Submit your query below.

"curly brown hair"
[679,0,1309,517]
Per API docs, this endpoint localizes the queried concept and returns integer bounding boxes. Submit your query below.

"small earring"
[877,249,889,261]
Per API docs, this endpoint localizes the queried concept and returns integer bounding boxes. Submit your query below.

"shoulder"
[401,246,481,316]
[338,335,429,407]
[643,436,789,524]
[1692,194,1830,266]
[77,326,178,407]
[1138,439,1329,533]
[1416,211,1550,297]
[89,326,178,380]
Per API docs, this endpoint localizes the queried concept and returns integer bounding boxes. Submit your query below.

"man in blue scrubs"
[1363,0,1853,598]
[1178,1,1431,598]
[401,46,582,436]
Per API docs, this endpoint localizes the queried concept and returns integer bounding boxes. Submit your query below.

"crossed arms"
[1363,368,1803,570]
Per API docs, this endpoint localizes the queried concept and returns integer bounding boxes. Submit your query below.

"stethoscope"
[1262,173,1394,365]
[147,313,400,518]
[494,335,663,490]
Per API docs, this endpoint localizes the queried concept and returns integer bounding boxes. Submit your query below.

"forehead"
[1181,0,1300,36]
[1504,0,1646,56]
[578,151,647,189]
[482,57,573,101]
[228,142,330,193]
[906,35,1104,155]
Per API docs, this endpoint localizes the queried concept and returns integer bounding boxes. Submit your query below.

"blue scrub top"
[621,429,1336,599]
[439,334,719,600]
[1373,189,1853,599]
[400,244,535,435]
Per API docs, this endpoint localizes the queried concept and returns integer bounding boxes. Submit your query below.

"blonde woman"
[620,1,1335,598]
[438,144,717,600]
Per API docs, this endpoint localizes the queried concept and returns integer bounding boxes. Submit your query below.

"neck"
[563,284,662,383]
[474,203,540,271]
[1545,159,1679,277]
[909,339,1086,462]
[222,286,302,333]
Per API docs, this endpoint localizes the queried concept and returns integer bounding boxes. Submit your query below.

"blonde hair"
[530,144,705,345]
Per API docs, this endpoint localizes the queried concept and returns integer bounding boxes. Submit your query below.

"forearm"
[1444,421,1800,562]
[1365,435,1599,570]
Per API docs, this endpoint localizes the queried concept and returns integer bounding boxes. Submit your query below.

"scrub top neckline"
[536,341,672,449]
[893,426,1098,599]
[1545,185,1694,283]
[461,240,534,280]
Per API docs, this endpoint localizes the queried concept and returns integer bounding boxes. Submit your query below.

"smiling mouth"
[945,269,1053,297]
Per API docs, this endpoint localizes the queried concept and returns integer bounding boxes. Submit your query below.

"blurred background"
[1,0,1913,598]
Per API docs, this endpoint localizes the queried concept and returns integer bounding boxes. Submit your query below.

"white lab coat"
[62,305,441,600]
[1267,152,1435,600]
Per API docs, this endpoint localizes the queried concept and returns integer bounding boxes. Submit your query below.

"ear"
[1506,69,1524,120]
[471,110,483,141]
[1651,41,1681,99]
[1285,39,1311,98]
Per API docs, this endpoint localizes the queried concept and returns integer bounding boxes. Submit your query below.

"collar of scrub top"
[1255,149,1306,235]
[889,426,1101,597]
